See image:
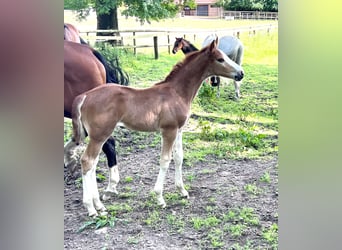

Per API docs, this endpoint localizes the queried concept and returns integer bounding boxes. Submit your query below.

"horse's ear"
[209,39,217,52]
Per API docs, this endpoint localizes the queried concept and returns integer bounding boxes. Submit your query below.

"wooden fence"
[79,24,277,59]
[222,11,278,20]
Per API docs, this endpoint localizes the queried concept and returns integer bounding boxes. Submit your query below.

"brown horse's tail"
[92,49,129,86]
[71,94,87,145]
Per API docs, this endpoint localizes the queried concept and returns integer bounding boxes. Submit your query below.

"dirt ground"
[64,134,278,249]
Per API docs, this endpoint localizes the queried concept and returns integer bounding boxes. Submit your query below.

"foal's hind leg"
[172,130,189,198]
[102,136,120,201]
[154,129,177,207]
[81,139,107,217]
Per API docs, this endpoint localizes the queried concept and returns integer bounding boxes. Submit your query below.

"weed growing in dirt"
[78,215,115,233]
[260,171,271,183]
[262,223,278,248]
[244,183,262,196]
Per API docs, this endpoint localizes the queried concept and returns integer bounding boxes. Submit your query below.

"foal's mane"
[156,50,204,85]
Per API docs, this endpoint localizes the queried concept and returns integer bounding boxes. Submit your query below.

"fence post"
[167,32,170,54]
[133,31,136,55]
[153,36,158,60]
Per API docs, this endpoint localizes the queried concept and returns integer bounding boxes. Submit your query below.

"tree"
[214,0,277,12]
[65,0,180,31]
[256,0,278,12]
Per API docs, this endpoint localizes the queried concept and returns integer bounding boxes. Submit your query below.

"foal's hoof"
[102,190,118,201]
[156,197,166,208]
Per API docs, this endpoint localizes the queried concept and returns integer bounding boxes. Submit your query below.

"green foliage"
[262,223,278,246]
[260,171,271,183]
[78,215,115,232]
[182,0,197,9]
[218,0,278,12]
[65,0,180,23]
[192,216,221,230]
[236,127,266,149]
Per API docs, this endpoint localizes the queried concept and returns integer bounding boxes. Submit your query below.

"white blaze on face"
[219,49,242,72]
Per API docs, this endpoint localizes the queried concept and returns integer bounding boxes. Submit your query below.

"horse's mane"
[156,50,201,85]
[181,39,199,54]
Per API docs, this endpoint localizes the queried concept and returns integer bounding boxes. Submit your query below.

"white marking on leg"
[90,156,107,215]
[103,165,120,201]
[173,131,189,198]
[154,155,171,208]
[82,167,97,217]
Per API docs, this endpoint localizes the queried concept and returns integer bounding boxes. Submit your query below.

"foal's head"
[172,37,184,54]
[205,38,244,81]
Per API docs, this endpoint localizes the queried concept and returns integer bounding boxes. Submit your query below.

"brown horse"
[172,36,244,99]
[64,23,87,44]
[64,41,129,175]
[67,38,244,217]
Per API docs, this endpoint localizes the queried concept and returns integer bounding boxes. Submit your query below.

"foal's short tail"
[71,94,87,145]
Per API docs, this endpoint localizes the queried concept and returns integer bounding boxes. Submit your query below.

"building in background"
[181,0,223,17]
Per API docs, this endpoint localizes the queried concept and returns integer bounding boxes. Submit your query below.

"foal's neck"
[168,54,210,102]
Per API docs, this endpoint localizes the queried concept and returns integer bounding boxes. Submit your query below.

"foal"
[70,39,244,217]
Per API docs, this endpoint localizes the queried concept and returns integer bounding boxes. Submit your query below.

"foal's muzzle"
[235,71,244,81]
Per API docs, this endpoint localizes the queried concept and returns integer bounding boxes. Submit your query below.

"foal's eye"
[217,58,224,63]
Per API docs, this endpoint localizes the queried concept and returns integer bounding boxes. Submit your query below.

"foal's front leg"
[172,130,189,198]
[154,129,176,207]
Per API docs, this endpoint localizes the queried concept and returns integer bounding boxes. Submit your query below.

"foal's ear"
[209,38,218,52]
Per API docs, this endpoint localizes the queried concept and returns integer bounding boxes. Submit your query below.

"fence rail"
[79,24,278,59]
[222,11,278,20]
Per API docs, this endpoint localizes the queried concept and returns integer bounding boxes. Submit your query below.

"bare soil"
[64,133,278,250]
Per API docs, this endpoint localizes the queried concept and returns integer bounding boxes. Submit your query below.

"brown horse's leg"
[81,139,106,217]
[154,128,177,207]
[172,130,189,198]
[102,136,120,201]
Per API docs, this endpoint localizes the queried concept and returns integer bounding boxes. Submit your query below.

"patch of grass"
[207,228,225,248]
[123,176,133,183]
[144,210,161,228]
[78,214,116,233]
[260,171,271,183]
[262,223,278,247]
[192,216,221,230]
[106,203,133,215]
[166,214,186,233]
[96,173,106,182]
[224,207,260,226]
[75,177,82,188]
[227,223,247,237]
[244,183,262,196]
